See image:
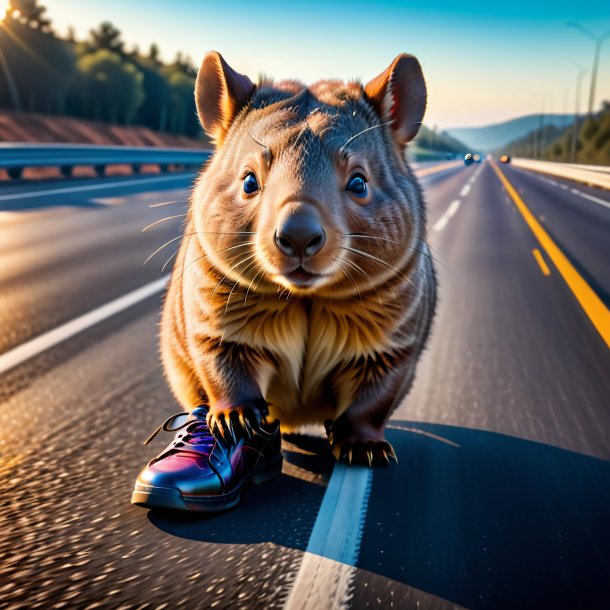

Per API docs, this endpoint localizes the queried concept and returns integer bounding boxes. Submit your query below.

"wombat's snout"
[274,210,326,259]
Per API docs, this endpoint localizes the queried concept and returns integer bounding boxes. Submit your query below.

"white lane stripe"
[576,191,610,210]
[0,173,192,203]
[284,465,372,609]
[432,199,461,232]
[525,168,610,211]
[460,183,471,197]
[0,276,169,375]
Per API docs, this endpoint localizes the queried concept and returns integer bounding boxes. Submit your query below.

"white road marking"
[0,173,192,203]
[572,190,610,210]
[526,169,610,211]
[460,184,471,197]
[0,276,169,375]
[432,199,461,232]
[284,464,372,610]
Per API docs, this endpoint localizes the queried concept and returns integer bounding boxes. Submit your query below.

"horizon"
[44,0,610,130]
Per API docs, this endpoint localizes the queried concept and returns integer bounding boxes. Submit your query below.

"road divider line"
[532,249,551,277]
[460,183,471,197]
[0,173,193,203]
[491,160,610,349]
[432,199,461,232]
[284,464,372,609]
[574,190,610,211]
[0,276,169,376]
[414,160,461,177]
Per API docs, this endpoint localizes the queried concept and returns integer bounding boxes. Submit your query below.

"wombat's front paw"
[208,403,264,444]
[324,418,397,467]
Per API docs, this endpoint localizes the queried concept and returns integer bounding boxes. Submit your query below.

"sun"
[0,2,10,22]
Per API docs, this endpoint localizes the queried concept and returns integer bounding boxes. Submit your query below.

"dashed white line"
[0,276,169,375]
[433,199,461,232]
[460,183,471,197]
[534,172,610,211]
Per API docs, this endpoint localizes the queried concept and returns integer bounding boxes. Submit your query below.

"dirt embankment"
[0,110,209,179]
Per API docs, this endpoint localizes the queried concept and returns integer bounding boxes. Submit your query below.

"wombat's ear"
[364,54,427,146]
[195,52,255,145]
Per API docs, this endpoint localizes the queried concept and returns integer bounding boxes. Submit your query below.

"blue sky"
[47,0,610,128]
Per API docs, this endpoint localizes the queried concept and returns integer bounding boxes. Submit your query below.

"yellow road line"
[491,160,610,349]
[532,249,551,276]
[415,161,461,177]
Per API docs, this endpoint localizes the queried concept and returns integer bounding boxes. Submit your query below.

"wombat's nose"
[275,214,326,258]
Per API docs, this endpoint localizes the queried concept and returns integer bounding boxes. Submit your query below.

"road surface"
[0,160,609,610]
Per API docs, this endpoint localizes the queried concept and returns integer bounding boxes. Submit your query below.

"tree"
[89,21,123,53]
[77,49,144,124]
[131,55,171,131]
[10,0,52,32]
[161,66,195,134]
[148,43,160,63]
[0,18,74,113]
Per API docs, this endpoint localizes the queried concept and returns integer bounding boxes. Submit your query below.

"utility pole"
[566,22,610,115]
[571,67,587,163]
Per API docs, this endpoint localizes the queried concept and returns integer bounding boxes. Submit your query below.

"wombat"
[160,51,437,466]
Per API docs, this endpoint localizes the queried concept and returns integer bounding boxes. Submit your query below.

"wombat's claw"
[238,413,252,439]
[387,445,398,465]
[208,407,262,445]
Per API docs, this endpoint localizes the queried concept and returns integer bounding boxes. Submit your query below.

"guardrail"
[512,158,610,190]
[0,143,213,179]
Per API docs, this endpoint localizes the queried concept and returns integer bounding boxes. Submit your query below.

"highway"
[0,159,609,609]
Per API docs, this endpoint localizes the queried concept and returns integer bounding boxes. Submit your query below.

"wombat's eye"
[346,173,368,197]
[243,172,260,195]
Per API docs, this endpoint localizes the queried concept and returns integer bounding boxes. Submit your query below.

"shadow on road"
[148,421,610,609]
[357,422,610,610]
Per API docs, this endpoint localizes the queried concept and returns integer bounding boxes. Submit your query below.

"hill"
[447,114,577,153]
[501,103,610,165]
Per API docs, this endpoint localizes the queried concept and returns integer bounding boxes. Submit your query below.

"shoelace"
[144,412,215,454]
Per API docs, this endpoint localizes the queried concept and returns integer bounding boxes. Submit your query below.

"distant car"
[464,153,474,166]
[473,153,482,163]
[446,153,454,160]
[500,155,511,164]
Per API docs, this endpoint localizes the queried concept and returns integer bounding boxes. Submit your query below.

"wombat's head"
[191,52,427,298]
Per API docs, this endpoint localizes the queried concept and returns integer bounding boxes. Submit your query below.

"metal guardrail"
[0,143,213,179]
[512,158,610,190]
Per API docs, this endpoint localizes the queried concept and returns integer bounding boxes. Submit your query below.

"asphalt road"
[0,160,609,610]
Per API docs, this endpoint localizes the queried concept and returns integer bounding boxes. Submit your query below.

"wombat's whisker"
[340,120,394,153]
[142,214,188,232]
[193,231,257,235]
[220,241,257,254]
[337,262,362,304]
[224,258,259,317]
[342,258,384,306]
[247,130,269,153]
[149,200,185,208]
[342,247,403,305]
[161,249,179,273]
[178,242,255,279]
[212,253,258,297]
[244,266,265,306]
[346,233,443,266]
[144,232,198,265]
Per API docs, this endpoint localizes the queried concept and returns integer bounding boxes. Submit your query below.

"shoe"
[131,405,283,512]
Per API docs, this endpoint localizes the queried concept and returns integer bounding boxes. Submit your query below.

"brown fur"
[160,52,437,465]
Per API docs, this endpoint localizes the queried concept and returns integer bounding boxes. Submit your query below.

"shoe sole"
[131,454,283,512]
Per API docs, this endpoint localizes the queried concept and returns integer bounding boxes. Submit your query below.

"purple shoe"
[131,405,282,512]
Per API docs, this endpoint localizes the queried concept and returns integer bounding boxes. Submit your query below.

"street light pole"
[571,67,586,163]
[566,22,610,115]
